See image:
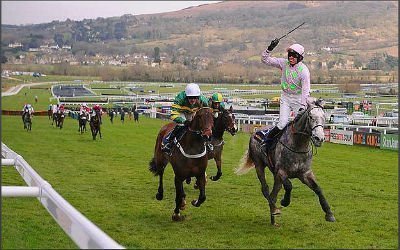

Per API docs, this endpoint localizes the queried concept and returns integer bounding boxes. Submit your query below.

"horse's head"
[219,106,237,135]
[294,97,326,147]
[189,107,214,139]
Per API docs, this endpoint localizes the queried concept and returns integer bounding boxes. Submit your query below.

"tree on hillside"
[153,47,161,65]
[54,33,64,47]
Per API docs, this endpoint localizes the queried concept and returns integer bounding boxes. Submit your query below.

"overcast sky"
[1,1,221,25]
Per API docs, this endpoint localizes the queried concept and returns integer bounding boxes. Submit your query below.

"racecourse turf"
[1,115,398,249]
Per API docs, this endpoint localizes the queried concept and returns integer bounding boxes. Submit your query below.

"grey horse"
[236,97,335,226]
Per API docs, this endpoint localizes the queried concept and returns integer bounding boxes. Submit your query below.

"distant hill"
[1,1,398,83]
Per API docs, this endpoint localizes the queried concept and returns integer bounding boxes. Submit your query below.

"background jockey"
[52,104,59,115]
[210,92,226,118]
[22,103,34,122]
[58,104,65,113]
[92,104,103,123]
[79,103,90,115]
[161,83,209,154]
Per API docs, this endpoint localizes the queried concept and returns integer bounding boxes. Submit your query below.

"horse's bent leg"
[255,166,280,226]
[210,152,222,181]
[191,173,206,207]
[280,178,293,207]
[99,126,102,139]
[172,176,185,221]
[300,171,336,222]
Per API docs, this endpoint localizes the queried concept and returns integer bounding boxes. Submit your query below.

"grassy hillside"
[2,1,398,60]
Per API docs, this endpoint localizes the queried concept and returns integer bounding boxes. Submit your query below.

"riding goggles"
[288,50,301,60]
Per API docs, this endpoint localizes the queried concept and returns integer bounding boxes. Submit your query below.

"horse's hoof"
[273,222,280,227]
[172,213,185,222]
[156,193,163,201]
[191,200,201,207]
[210,175,220,181]
[271,208,281,215]
[280,199,290,207]
[325,214,336,222]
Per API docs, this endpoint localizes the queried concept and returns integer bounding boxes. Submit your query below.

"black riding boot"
[265,126,283,150]
[161,125,185,154]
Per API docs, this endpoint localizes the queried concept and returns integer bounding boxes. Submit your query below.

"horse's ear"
[315,98,325,108]
[306,96,317,108]
[229,105,233,112]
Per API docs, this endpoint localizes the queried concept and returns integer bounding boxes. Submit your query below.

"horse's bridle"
[278,105,325,154]
[292,106,324,137]
[187,107,213,138]
[220,110,237,134]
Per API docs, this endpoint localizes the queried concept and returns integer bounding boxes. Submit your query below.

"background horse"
[52,111,57,126]
[90,111,102,140]
[22,112,32,131]
[48,109,52,120]
[78,112,88,134]
[109,110,116,124]
[133,110,139,122]
[149,107,214,221]
[236,98,335,226]
[207,106,237,181]
[56,110,65,129]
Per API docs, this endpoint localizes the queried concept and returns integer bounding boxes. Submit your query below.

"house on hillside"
[8,42,23,48]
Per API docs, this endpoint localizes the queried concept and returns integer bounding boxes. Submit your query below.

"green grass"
[2,87,55,111]
[1,114,397,249]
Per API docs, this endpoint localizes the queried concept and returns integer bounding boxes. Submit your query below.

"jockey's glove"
[267,38,279,51]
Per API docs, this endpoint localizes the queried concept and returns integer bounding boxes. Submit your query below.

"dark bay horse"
[207,106,237,181]
[56,110,65,129]
[149,107,214,221]
[236,98,335,226]
[52,110,65,129]
[133,110,139,122]
[22,112,32,131]
[90,111,102,140]
[78,112,88,134]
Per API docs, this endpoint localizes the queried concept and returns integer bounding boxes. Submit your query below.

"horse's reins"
[176,107,213,159]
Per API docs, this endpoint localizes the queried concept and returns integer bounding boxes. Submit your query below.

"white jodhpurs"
[277,93,305,130]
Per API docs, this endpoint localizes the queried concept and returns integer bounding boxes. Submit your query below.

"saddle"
[254,128,272,144]
[169,127,187,146]
[253,128,280,152]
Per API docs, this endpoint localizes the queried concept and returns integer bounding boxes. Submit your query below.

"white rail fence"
[1,142,124,249]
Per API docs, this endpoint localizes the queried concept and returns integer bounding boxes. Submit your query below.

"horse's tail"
[149,157,160,176]
[235,149,255,175]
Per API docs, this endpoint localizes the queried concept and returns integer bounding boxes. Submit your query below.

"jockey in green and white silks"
[162,83,210,154]
[261,40,311,146]
[170,84,209,124]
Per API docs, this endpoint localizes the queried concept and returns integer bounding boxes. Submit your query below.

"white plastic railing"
[1,143,124,249]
